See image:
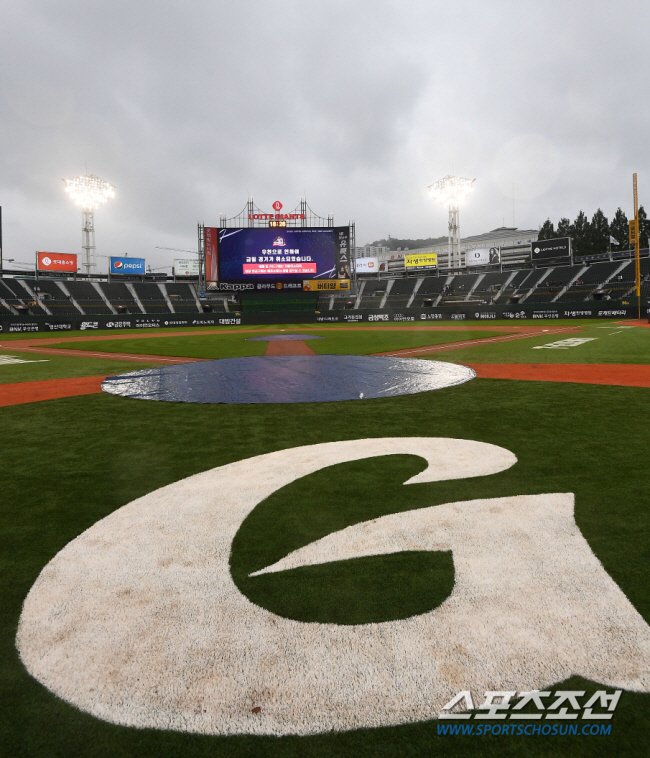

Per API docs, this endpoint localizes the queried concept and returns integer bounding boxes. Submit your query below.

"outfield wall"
[0,303,647,333]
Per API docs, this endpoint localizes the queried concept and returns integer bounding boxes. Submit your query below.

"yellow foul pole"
[633,174,641,320]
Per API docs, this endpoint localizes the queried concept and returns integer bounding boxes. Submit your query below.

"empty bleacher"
[98,282,142,313]
[1,278,40,310]
[439,273,481,304]
[205,298,228,313]
[471,272,511,302]
[417,275,448,305]
[21,279,80,315]
[65,281,113,314]
[555,261,624,303]
[604,261,635,300]
[502,269,536,295]
[132,283,172,314]
[357,280,388,309]
[523,264,584,304]
[165,283,199,312]
[383,278,418,308]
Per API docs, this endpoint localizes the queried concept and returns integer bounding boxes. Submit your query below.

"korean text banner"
[355,257,379,273]
[303,279,350,291]
[405,252,437,269]
[466,247,501,266]
[110,257,146,275]
[211,228,348,289]
[204,227,218,282]
[37,252,77,272]
[174,259,200,276]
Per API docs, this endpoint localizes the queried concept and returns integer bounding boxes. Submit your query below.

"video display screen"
[205,227,350,291]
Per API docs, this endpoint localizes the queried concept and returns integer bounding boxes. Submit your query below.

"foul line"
[373,326,579,357]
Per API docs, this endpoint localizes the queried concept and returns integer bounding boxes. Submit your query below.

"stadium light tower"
[428,175,475,268]
[63,174,115,275]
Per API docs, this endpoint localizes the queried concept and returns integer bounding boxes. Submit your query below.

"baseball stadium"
[3,198,650,758]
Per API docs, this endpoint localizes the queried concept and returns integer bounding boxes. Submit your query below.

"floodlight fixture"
[63,174,115,275]
[428,175,475,268]
[428,175,474,208]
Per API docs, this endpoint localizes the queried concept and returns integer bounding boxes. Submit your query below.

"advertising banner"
[303,279,350,292]
[110,257,146,275]
[36,252,77,273]
[204,227,218,282]
[335,226,350,279]
[174,259,200,276]
[405,252,437,269]
[531,238,571,261]
[466,247,501,266]
[354,257,379,273]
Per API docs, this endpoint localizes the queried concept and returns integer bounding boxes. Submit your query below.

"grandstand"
[555,261,626,303]
[383,278,418,308]
[0,255,649,319]
[0,278,41,313]
[520,265,581,304]
[470,271,512,302]
[417,275,448,306]
[357,280,388,309]
[21,279,80,316]
[132,283,172,314]
[165,283,200,312]
[438,273,481,304]
[97,282,143,313]
[65,281,113,315]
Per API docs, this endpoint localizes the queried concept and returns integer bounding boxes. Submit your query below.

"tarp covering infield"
[101,355,476,403]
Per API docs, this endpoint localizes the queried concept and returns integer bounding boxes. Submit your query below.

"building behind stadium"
[356,226,539,273]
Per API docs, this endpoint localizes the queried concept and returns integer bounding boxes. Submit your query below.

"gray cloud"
[1,0,648,271]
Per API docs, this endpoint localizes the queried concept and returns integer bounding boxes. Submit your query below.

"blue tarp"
[101,355,475,405]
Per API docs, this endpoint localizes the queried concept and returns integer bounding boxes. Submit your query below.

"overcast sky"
[1,0,649,271]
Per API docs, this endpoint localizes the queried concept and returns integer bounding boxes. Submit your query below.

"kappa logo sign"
[17,438,650,736]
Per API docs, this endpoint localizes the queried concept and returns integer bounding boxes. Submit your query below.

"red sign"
[204,227,218,282]
[272,201,283,211]
[37,252,77,272]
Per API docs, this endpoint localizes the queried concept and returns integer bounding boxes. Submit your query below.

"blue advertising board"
[110,256,146,275]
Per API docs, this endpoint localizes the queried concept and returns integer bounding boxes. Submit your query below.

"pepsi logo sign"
[114,261,123,269]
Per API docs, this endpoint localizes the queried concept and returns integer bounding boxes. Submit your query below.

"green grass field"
[51,328,508,360]
[2,320,649,757]
[438,323,650,365]
[0,353,160,384]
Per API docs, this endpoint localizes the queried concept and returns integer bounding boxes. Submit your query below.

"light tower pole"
[428,176,475,268]
[63,174,115,276]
